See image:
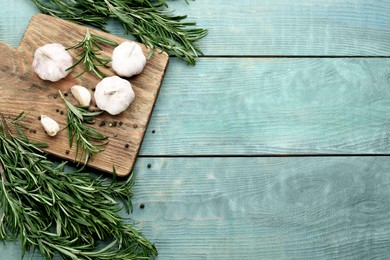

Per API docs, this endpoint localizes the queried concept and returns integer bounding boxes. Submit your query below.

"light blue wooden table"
[1,0,390,259]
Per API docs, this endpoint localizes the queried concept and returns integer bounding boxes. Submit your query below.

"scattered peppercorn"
[152,130,156,134]
[99,121,106,127]
[38,116,41,120]
[60,111,64,115]
[147,163,151,168]
[140,204,145,209]
[65,150,70,155]
[119,122,123,126]
[125,144,129,148]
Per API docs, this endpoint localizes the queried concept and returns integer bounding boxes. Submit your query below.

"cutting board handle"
[0,41,17,72]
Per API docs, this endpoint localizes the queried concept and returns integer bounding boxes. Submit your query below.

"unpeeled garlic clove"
[70,85,91,106]
[40,115,60,137]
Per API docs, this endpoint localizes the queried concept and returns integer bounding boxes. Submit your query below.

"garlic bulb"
[70,85,91,106]
[40,115,60,137]
[112,42,146,78]
[32,43,73,82]
[94,76,135,115]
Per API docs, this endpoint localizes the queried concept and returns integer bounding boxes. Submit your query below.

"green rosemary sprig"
[30,0,208,65]
[67,28,118,78]
[0,114,157,259]
[59,91,108,165]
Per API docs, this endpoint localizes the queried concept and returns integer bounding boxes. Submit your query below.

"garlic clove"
[94,76,135,115]
[70,85,91,106]
[112,42,146,78]
[32,43,73,82]
[40,115,60,137]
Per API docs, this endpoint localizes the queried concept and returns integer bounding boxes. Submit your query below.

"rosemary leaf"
[30,0,208,65]
[59,91,108,165]
[0,115,157,259]
[67,28,118,79]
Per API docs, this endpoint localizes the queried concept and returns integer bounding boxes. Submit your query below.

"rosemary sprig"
[30,0,208,65]
[0,114,157,259]
[67,28,118,78]
[60,91,108,165]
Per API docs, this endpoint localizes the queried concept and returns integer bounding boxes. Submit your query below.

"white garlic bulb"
[112,41,146,78]
[40,115,60,137]
[94,76,135,115]
[32,43,73,82]
[70,85,91,106]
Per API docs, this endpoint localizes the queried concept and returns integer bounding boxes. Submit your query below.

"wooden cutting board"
[0,14,169,176]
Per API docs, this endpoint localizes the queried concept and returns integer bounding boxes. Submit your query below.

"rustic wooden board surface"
[141,58,390,155]
[129,157,390,259]
[0,14,169,176]
[3,1,390,56]
[122,0,390,56]
[5,157,390,259]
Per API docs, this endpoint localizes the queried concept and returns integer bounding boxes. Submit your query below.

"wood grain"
[131,157,390,259]
[140,58,390,155]
[113,0,390,56]
[3,156,390,259]
[0,14,169,176]
[2,0,389,56]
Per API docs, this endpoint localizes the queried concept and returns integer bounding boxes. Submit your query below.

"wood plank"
[91,157,390,259]
[1,0,389,56]
[126,156,390,259]
[3,156,390,259]
[0,0,38,47]
[140,58,390,155]
[0,14,169,176]
[164,0,390,56]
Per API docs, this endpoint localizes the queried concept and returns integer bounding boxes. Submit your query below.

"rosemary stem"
[31,0,207,64]
[0,161,5,183]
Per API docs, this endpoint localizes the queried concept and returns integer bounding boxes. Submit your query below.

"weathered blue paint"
[133,157,390,259]
[1,0,389,56]
[141,58,390,155]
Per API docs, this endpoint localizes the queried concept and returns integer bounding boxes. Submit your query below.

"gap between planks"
[196,55,390,59]
[138,154,390,158]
